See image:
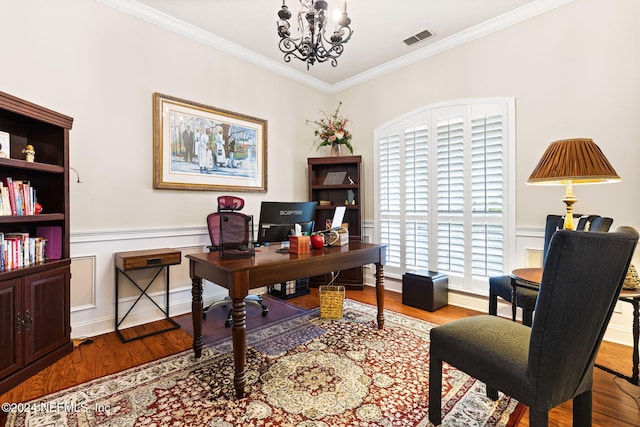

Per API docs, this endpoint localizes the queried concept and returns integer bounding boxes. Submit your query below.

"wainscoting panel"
[69,226,228,339]
[69,223,635,346]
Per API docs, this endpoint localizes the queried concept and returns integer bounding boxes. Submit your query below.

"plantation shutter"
[436,115,465,274]
[405,124,429,270]
[470,113,505,278]
[374,99,513,294]
[378,132,402,267]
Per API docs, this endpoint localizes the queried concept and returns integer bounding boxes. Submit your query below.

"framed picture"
[153,93,267,192]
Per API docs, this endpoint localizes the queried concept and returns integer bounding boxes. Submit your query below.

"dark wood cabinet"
[307,155,363,289]
[0,91,73,393]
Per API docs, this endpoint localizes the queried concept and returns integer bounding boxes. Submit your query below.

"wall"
[338,0,640,345]
[2,0,638,345]
[1,0,331,338]
[340,0,640,232]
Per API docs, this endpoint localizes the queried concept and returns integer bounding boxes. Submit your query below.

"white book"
[0,131,9,158]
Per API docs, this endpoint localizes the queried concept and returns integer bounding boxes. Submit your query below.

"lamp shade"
[527,138,620,185]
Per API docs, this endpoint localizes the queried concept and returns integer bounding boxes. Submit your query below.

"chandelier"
[277,0,353,69]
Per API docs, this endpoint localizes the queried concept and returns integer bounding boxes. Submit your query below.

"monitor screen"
[257,201,317,244]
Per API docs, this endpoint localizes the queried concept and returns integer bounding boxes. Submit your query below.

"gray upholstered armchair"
[429,226,637,426]
[488,214,613,326]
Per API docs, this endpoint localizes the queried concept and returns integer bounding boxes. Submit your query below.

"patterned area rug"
[5,300,525,426]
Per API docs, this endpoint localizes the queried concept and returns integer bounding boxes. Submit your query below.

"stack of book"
[0,177,37,215]
[0,232,47,272]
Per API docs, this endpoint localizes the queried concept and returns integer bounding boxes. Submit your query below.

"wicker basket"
[319,285,345,319]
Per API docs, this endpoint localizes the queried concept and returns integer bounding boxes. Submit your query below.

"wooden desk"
[187,242,387,398]
[511,267,640,386]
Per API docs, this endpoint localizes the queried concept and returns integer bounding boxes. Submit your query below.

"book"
[2,177,16,215]
[12,180,23,215]
[0,131,9,158]
[0,182,11,215]
[0,232,4,271]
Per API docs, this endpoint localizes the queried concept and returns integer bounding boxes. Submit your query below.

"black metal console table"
[114,248,182,342]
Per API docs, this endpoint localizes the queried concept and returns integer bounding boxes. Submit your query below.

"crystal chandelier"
[277,0,353,69]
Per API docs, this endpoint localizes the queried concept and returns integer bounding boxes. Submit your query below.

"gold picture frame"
[153,93,267,192]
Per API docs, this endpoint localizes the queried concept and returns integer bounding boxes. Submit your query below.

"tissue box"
[289,235,310,254]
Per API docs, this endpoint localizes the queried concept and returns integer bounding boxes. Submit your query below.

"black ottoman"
[402,270,448,311]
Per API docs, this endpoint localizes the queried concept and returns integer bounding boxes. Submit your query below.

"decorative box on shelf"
[325,224,349,247]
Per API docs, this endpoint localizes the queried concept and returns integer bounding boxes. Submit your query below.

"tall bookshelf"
[0,91,73,393]
[308,155,363,288]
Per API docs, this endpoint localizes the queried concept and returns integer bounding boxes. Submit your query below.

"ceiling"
[100,0,573,92]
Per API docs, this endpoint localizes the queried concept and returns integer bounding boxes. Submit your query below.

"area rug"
[5,300,525,426]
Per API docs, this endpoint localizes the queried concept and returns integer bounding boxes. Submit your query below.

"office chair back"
[207,212,251,250]
[207,195,253,252]
[204,195,266,324]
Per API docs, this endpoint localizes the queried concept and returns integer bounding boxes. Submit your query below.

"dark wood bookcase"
[307,155,363,289]
[0,91,73,393]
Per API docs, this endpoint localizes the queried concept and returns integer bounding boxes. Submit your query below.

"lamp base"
[562,183,577,230]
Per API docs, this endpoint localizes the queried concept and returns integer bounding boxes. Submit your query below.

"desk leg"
[191,277,203,359]
[231,297,247,399]
[375,262,385,330]
[631,298,639,385]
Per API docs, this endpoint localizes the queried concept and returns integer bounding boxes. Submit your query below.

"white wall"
[2,0,639,346]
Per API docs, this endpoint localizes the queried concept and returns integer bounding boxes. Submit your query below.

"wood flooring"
[1,287,639,426]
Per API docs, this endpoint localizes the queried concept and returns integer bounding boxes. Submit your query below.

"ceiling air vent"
[403,29,433,46]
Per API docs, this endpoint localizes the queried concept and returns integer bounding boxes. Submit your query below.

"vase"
[330,143,341,157]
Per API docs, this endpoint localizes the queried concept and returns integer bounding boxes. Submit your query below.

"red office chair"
[204,196,268,327]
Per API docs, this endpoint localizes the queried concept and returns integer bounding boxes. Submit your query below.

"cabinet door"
[23,266,70,364]
[0,277,23,379]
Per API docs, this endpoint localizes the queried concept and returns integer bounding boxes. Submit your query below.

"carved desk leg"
[231,297,247,398]
[191,276,203,359]
[375,262,385,330]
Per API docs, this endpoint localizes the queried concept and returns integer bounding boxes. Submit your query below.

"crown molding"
[97,0,574,95]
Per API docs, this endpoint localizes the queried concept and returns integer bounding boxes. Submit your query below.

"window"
[374,99,515,294]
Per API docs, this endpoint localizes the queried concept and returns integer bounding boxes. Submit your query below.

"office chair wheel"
[261,306,269,316]
[224,319,232,328]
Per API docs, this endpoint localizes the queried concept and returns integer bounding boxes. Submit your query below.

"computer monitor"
[257,201,317,244]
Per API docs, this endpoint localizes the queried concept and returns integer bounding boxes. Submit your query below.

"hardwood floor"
[1,287,639,426]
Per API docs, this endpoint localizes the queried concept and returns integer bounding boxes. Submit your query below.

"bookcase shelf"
[0,213,65,224]
[0,158,65,173]
[0,91,73,393]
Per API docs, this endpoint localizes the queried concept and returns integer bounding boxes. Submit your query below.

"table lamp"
[527,138,620,230]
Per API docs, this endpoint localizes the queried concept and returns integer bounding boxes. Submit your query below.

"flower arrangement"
[307,102,353,154]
